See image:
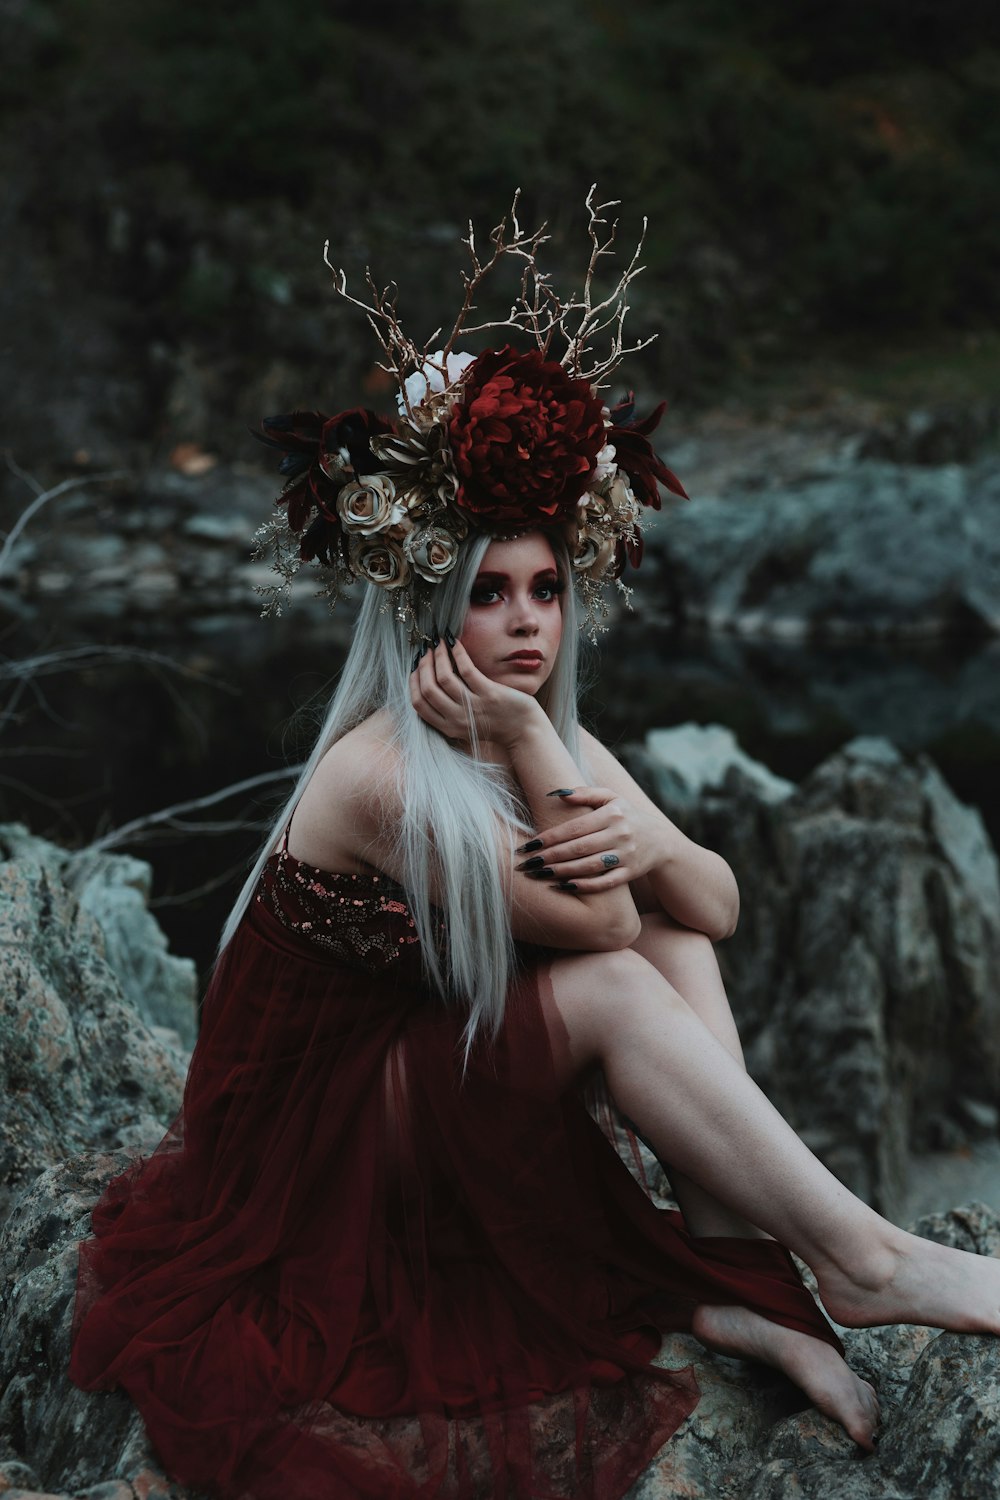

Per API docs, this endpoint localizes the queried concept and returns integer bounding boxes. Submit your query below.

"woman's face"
[459,533,565,694]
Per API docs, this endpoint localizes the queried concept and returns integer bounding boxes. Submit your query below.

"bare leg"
[540,944,1000,1443]
[586,924,878,1443]
[630,914,768,1240]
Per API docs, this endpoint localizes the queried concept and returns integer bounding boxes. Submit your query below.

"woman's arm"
[533,728,740,942]
[409,640,642,951]
[499,705,642,951]
[289,700,640,953]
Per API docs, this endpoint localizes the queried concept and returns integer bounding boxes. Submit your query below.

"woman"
[70,220,1000,1499]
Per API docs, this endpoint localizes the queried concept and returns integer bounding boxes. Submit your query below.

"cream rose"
[573,529,616,579]
[337,476,404,536]
[577,490,611,528]
[403,525,460,583]
[605,472,639,523]
[351,536,411,590]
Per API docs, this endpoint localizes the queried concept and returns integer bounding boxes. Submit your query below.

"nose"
[510,591,540,635]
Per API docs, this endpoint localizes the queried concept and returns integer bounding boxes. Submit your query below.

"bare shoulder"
[577,727,672,913]
[578,725,666,817]
[286,710,404,875]
[578,726,632,783]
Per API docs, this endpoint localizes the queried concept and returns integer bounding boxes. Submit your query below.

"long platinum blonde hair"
[219,532,584,1053]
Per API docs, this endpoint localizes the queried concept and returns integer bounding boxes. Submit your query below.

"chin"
[499,671,547,695]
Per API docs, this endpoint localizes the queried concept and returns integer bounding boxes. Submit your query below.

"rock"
[645,453,1000,639]
[66,848,197,1050]
[624,729,1000,1215]
[745,1317,1000,1499]
[0,1156,191,1499]
[643,724,795,810]
[854,400,1000,466]
[4,1151,1000,1499]
[954,1097,1000,1140]
[0,798,995,1488]
[0,827,191,1224]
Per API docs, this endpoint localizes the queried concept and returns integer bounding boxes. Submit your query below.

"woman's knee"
[632,912,745,1065]
[544,945,689,1075]
[633,912,717,966]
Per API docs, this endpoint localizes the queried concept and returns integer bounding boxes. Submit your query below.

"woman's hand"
[515,786,663,892]
[409,636,540,750]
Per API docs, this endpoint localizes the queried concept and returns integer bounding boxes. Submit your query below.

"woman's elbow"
[593,908,643,951]
[715,879,740,941]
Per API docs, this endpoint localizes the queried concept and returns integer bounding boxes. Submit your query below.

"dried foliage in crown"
[252,187,688,628]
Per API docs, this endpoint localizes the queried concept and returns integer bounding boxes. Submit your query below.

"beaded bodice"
[255,826,423,972]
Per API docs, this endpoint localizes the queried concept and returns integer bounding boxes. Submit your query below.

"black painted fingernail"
[516,838,544,854]
[527,867,554,880]
[445,628,456,647]
[418,641,429,659]
[558,881,579,893]
[521,855,546,871]
[411,653,419,671]
[546,788,575,798]
[432,633,440,648]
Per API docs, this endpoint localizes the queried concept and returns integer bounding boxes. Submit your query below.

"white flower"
[397,349,477,413]
[593,443,617,483]
[350,536,411,590]
[403,524,460,583]
[337,476,404,535]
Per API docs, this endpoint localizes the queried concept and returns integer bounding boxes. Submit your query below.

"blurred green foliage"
[5,0,1000,404]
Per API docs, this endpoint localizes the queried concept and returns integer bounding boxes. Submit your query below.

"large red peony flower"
[448,346,607,527]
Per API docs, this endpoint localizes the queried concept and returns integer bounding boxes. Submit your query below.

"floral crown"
[253,189,688,627]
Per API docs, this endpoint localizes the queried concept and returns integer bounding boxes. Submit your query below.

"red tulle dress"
[70,828,842,1500]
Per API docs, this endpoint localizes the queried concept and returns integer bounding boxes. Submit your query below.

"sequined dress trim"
[255,823,420,970]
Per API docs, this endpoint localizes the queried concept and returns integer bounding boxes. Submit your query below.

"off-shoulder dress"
[69,825,841,1499]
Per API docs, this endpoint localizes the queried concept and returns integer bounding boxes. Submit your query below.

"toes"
[840,1400,878,1452]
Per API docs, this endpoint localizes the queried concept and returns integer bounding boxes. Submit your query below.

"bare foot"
[815,1229,1000,1334]
[692,1304,880,1451]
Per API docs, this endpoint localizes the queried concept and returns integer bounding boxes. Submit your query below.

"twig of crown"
[323,186,656,412]
[556,186,656,385]
[324,196,554,421]
[433,192,557,368]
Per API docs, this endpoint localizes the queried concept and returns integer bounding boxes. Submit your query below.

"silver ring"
[600,852,620,869]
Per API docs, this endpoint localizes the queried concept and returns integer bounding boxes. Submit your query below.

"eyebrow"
[473,568,559,585]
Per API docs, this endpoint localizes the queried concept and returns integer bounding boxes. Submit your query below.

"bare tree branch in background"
[0,453,129,577]
[0,644,239,740]
[2,461,301,920]
[81,766,304,856]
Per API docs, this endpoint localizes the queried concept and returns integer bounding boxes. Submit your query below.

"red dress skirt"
[69,838,842,1499]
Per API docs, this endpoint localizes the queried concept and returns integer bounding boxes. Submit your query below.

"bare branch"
[0,457,129,577]
[149,853,277,908]
[324,241,423,414]
[323,185,658,403]
[555,188,655,385]
[0,644,238,687]
[79,766,305,856]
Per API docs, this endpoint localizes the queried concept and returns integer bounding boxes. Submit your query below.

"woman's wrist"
[497,695,549,755]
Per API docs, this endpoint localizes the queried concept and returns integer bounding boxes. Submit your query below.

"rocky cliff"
[625,729,1000,1218]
